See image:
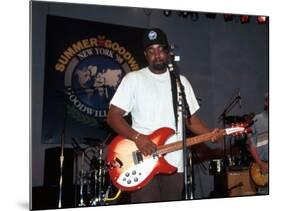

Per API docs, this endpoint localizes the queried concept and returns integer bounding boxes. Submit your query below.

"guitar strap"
[169,70,179,131]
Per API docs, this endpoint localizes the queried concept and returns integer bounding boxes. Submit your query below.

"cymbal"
[223,115,245,124]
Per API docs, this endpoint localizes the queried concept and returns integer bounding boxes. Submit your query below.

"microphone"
[169,44,180,62]
[168,44,180,74]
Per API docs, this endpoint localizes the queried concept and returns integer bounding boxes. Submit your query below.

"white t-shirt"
[110,67,200,172]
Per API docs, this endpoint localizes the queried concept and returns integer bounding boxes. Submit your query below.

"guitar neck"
[156,131,222,155]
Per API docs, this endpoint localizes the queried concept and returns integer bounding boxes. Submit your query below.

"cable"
[104,190,122,202]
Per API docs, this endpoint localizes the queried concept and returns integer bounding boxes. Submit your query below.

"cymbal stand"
[58,133,65,208]
[90,145,106,206]
[57,88,80,208]
[218,93,240,166]
[78,151,86,206]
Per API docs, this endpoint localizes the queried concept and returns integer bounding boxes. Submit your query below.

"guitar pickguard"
[116,156,158,188]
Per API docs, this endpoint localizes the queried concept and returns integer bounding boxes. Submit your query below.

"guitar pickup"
[132,151,143,164]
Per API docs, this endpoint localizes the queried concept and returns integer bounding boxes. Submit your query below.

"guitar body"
[107,127,177,191]
[250,162,269,187]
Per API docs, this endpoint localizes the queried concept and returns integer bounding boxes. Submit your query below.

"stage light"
[240,15,250,24]
[224,14,233,22]
[143,9,152,16]
[257,16,267,24]
[163,10,172,17]
[178,11,189,18]
[190,12,199,22]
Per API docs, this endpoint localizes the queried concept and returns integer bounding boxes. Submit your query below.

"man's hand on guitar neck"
[132,128,225,156]
[258,160,269,174]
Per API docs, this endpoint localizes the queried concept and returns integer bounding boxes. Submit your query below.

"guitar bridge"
[132,151,143,164]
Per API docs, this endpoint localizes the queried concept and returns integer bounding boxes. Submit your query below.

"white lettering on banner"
[77,48,94,60]
[94,48,114,58]
[68,94,107,117]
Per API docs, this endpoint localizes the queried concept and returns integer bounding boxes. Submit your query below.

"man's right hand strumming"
[133,133,157,156]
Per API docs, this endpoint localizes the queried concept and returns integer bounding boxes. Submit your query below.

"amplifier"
[227,168,256,196]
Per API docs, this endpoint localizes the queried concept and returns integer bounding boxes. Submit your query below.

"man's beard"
[151,61,168,70]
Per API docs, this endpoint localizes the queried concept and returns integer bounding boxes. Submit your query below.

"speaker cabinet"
[227,168,256,196]
[44,147,74,187]
[32,186,75,210]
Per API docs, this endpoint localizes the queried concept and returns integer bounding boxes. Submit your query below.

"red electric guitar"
[107,126,250,191]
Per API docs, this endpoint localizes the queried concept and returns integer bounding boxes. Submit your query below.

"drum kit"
[71,135,119,207]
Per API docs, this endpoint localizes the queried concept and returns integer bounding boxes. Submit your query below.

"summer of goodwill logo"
[55,36,140,126]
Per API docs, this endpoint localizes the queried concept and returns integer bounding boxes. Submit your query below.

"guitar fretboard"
[156,132,217,155]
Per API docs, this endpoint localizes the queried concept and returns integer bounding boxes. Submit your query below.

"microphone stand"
[217,94,240,168]
[57,88,70,208]
[169,59,192,200]
[71,138,92,207]
[58,133,64,208]
[177,75,193,200]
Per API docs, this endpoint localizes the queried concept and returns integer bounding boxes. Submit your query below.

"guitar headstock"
[225,122,252,137]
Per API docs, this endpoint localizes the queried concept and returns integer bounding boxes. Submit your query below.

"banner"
[42,15,147,144]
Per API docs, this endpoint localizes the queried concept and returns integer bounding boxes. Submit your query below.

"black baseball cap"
[143,28,169,50]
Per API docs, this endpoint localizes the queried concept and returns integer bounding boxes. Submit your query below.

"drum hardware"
[78,151,86,207]
[71,136,121,207]
[209,159,224,175]
[90,145,107,206]
[72,138,91,207]
[217,88,248,170]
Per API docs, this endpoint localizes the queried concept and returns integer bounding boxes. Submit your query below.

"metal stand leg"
[78,152,86,206]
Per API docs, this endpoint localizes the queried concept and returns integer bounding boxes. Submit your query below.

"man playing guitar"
[106,28,224,203]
